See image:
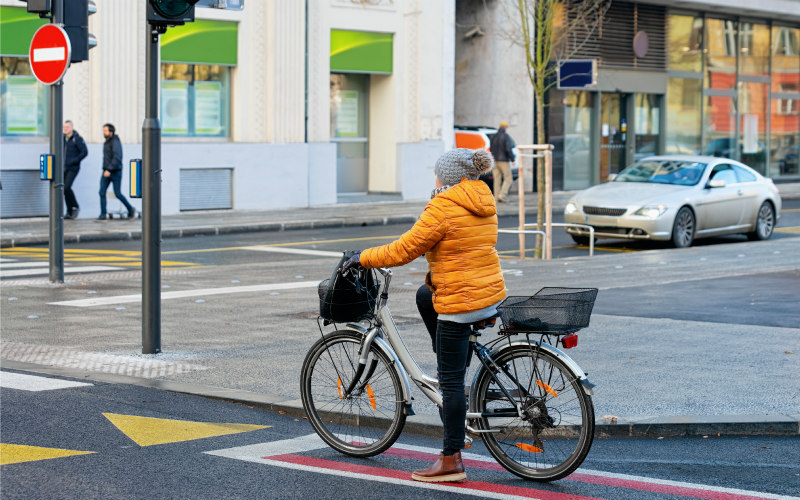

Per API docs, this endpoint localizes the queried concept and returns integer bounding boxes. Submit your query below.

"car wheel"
[747,201,775,241]
[570,234,593,246]
[671,207,695,248]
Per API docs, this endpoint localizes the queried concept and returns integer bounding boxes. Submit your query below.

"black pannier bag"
[318,251,380,323]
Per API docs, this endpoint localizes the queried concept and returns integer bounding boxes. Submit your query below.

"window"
[732,164,757,182]
[776,84,799,115]
[1,57,48,137]
[710,164,738,184]
[774,27,799,56]
[160,64,231,137]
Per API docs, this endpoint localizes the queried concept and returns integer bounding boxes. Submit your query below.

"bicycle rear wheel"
[300,331,406,457]
[472,344,594,481]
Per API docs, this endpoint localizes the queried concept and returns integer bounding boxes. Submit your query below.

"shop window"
[705,19,737,90]
[774,27,799,56]
[739,22,769,76]
[667,77,702,154]
[1,57,49,137]
[668,14,703,72]
[161,64,231,138]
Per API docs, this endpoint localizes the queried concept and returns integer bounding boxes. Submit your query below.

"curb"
[3,360,798,439]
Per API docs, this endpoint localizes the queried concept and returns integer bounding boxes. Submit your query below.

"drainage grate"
[1,342,207,378]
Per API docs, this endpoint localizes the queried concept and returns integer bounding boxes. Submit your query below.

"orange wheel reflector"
[537,380,559,398]
[337,378,343,399]
[516,443,543,453]
[366,384,377,410]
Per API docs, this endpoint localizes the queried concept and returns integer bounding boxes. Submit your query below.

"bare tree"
[503,0,608,256]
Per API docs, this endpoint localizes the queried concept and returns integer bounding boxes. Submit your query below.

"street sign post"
[29,24,71,85]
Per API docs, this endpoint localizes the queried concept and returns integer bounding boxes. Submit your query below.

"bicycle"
[300,266,598,482]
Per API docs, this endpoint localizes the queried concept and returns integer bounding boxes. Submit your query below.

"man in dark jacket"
[488,122,516,203]
[63,120,88,219]
[97,123,136,221]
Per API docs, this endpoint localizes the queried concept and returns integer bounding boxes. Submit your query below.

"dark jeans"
[99,170,134,216]
[416,285,471,452]
[64,168,79,212]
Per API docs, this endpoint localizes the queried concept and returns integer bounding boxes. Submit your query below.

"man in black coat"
[63,120,88,219]
[488,122,516,203]
[97,123,136,221]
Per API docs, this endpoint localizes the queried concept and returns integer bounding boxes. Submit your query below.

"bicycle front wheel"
[472,344,595,481]
[300,331,406,457]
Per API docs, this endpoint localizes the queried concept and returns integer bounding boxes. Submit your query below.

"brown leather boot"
[411,452,466,483]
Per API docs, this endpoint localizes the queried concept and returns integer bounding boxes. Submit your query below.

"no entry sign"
[29,24,72,85]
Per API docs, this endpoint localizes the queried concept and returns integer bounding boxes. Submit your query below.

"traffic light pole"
[49,0,65,284]
[142,24,162,354]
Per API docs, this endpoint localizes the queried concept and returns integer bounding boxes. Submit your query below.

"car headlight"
[634,205,667,219]
[565,201,578,215]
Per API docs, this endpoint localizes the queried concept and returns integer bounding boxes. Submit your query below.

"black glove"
[341,251,363,275]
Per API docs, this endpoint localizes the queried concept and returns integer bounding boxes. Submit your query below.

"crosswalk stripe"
[1,266,121,278]
[0,371,93,391]
[241,246,342,257]
[0,262,50,269]
[48,281,321,307]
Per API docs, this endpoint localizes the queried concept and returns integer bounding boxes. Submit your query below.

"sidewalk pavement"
[2,184,799,439]
[3,184,799,248]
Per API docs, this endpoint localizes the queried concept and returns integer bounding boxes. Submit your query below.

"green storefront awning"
[0,7,48,56]
[330,30,392,74]
[161,19,238,66]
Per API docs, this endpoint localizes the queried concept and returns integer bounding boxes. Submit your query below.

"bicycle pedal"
[464,436,473,449]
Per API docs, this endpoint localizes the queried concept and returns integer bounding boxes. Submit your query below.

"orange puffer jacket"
[360,179,506,314]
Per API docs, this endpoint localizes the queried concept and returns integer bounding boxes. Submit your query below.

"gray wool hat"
[434,148,494,188]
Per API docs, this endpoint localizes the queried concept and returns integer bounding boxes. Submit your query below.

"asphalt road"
[2,369,798,500]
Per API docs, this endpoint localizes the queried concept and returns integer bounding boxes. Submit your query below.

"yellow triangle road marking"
[103,413,270,447]
[0,444,95,465]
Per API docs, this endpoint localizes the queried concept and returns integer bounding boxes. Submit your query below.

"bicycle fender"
[342,324,415,415]
[469,340,594,398]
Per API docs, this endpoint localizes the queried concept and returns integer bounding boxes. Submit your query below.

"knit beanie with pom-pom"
[432,148,494,198]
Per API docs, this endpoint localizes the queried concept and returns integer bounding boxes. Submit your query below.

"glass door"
[634,94,661,160]
[600,93,628,180]
[330,73,369,193]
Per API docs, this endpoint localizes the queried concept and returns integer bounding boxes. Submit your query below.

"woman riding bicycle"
[343,148,506,483]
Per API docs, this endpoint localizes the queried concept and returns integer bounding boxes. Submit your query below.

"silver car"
[564,156,782,248]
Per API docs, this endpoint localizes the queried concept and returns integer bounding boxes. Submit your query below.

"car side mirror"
[707,179,726,189]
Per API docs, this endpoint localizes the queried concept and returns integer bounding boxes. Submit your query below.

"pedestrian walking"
[63,120,88,219]
[489,121,516,203]
[342,148,506,483]
[97,123,136,221]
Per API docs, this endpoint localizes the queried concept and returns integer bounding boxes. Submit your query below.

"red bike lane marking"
[265,453,605,500]
[379,447,785,500]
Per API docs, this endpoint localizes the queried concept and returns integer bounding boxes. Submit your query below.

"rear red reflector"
[562,334,578,349]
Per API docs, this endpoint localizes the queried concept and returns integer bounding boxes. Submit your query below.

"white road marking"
[242,246,342,258]
[0,258,18,262]
[1,266,120,278]
[48,281,321,307]
[0,371,92,391]
[1,262,50,269]
[205,433,326,462]
[32,47,66,62]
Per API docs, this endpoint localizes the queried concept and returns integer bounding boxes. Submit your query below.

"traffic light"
[148,0,200,29]
[64,0,97,63]
[19,0,51,19]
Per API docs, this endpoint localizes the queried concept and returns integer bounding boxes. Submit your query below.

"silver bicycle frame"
[351,268,592,418]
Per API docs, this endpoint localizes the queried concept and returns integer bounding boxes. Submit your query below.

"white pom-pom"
[472,149,494,174]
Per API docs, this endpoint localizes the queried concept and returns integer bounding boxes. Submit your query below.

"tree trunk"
[534,89,546,258]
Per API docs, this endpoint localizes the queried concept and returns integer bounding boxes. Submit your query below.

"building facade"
[0,0,455,218]
[456,0,800,191]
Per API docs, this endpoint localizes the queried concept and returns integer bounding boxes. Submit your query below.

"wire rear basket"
[498,287,598,334]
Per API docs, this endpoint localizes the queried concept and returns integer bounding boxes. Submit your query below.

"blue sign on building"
[557,59,597,89]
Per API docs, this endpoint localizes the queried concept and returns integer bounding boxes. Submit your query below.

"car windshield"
[614,160,706,186]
